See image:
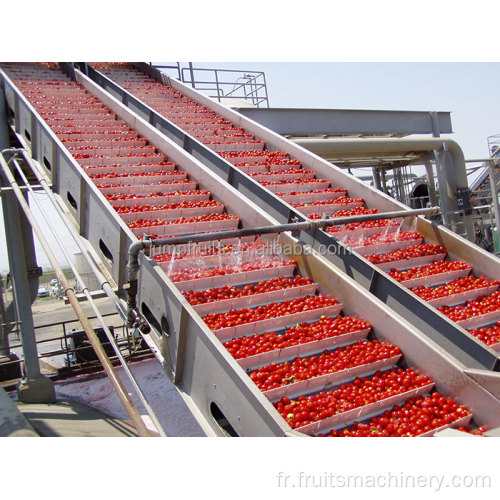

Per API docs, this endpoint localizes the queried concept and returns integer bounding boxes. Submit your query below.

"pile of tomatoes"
[105,189,209,202]
[261,178,330,188]
[387,260,471,282]
[166,258,295,282]
[114,199,222,214]
[250,168,315,178]
[320,392,470,437]
[468,322,500,346]
[202,295,338,330]
[68,144,156,153]
[248,340,401,392]
[326,219,399,234]
[219,150,292,161]
[89,170,185,180]
[274,368,432,429]
[97,179,195,190]
[223,315,372,359]
[410,276,499,301]
[126,213,238,229]
[292,196,364,209]
[234,159,302,169]
[153,242,254,263]
[438,291,500,322]
[84,161,174,171]
[308,207,379,220]
[366,244,447,265]
[183,276,313,305]
[276,187,347,198]
[343,231,422,249]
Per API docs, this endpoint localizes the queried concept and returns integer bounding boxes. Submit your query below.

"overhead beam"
[236,108,453,137]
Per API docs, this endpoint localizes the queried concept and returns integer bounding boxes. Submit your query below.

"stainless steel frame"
[81,62,500,372]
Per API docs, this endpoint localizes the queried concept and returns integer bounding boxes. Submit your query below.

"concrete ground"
[4,356,207,437]
[15,399,140,437]
[53,358,206,437]
[2,295,207,437]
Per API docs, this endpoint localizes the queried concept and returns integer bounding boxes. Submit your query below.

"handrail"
[178,66,269,107]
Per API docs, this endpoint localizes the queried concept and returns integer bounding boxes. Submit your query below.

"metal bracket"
[456,187,473,215]
[26,266,42,279]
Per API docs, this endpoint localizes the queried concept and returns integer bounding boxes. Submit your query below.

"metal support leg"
[488,159,500,254]
[424,161,438,207]
[435,150,475,241]
[394,167,405,204]
[381,168,388,194]
[0,274,9,356]
[0,91,9,358]
[1,187,55,402]
[0,87,10,150]
[372,167,382,191]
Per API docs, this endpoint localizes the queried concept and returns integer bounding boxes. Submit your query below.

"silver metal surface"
[236,108,453,137]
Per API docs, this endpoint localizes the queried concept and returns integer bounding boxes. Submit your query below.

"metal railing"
[169,65,269,107]
[149,62,181,80]
[2,312,151,375]
[488,133,500,156]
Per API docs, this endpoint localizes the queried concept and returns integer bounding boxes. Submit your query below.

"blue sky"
[186,62,500,160]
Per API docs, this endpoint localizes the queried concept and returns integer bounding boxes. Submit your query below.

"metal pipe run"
[292,137,474,241]
[125,206,440,327]
[9,152,167,437]
[132,206,440,255]
[0,151,153,437]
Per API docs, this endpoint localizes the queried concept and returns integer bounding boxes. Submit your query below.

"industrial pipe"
[292,136,466,178]
[0,152,153,437]
[126,206,440,327]
[131,206,440,255]
[292,137,474,240]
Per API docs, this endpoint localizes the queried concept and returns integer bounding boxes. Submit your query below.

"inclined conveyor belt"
[76,62,500,375]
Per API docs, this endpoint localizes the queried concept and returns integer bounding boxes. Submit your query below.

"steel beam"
[236,108,453,137]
